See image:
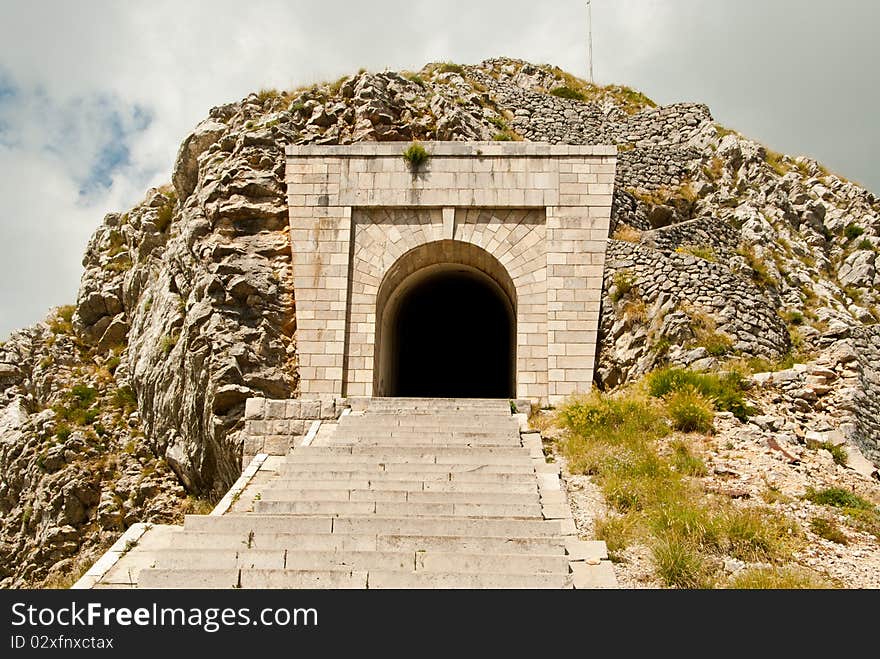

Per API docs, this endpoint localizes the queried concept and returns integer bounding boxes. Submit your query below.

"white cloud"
[0,0,877,338]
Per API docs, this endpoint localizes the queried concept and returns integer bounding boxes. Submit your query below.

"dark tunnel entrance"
[385,269,515,399]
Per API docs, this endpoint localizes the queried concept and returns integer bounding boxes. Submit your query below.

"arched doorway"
[374,241,517,398]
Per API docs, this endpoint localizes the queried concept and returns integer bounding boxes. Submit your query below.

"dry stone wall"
[828,327,880,464]
[639,216,741,253]
[597,240,790,386]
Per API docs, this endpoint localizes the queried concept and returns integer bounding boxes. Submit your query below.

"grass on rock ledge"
[554,379,831,589]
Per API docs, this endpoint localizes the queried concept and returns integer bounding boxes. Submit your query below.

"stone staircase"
[79,399,615,589]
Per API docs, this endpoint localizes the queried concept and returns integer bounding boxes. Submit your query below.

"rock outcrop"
[1,57,878,587]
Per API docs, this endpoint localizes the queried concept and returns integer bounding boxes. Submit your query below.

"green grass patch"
[652,536,712,589]
[557,390,799,588]
[857,239,875,251]
[764,148,790,177]
[810,517,848,545]
[807,440,848,467]
[489,116,509,131]
[676,244,718,262]
[437,62,464,75]
[671,440,708,476]
[646,368,753,421]
[728,566,833,589]
[112,386,137,415]
[736,244,777,289]
[255,88,280,104]
[550,86,586,102]
[595,514,639,562]
[53,385,99,427]
[160,333,179,356]
[784,310,804,326]
[805,487,874,511]
[666,388,715,434]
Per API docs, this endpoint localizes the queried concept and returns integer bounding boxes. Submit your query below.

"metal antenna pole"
[587,1,594,84]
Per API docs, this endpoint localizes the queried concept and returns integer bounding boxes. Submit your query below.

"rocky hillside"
[1,58,878,587]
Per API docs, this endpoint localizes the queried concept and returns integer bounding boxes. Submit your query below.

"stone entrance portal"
[377,243,516,399]
[286,142,616,406]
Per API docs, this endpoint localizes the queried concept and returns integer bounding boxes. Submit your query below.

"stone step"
[336,420,517,429]
[364,397,512,407]
[152,532,567,555]
[121,548,570,575]
[252,499,543,517]
[294,445,529,457]
[261,479,538,494]
[183,514,565,537]
[327,437,522,447]
[283,458,533,471]
[138,568,566,589]
[278,462,535,475]
[332,426,519,434]
[258,489,540,505]
[334,424,518,432]
[270,471,536,484]
[283,453,534,466]
[138,568,368,589]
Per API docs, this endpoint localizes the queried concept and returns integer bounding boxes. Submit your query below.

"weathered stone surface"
[2,56,880,589]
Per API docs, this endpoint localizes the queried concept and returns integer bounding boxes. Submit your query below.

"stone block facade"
[242,397,336,462]
[286,142,617,405]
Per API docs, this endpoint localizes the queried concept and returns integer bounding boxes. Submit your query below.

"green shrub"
[843,224,864,241]
[156,191,177,233]
[550,86,586,102]
[71,385,97,405]
[810,517,848,544]
[402,142,429,169]
[557,393,668,447]
[728,566,833,589]
[48,305,76,335]
[610,270,635,303]
[646,368,753,421]
[112,386,137,415]
[493,132,514,142]
[785,310,804,326]
[857,239,875,251]
[160,333,179,355]
[55,423,72,442]
[666,388,715,434]
[805,487,875,511]
[405,73,425,87]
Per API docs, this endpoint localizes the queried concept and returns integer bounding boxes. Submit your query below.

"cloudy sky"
[0,0,876,338]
